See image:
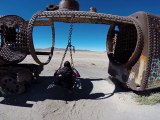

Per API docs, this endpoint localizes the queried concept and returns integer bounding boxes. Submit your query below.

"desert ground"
[0,50,160,120]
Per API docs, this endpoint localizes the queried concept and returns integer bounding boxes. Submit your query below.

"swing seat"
[53,67,80,90]
[53,65,80,90]
[54,67,80,78]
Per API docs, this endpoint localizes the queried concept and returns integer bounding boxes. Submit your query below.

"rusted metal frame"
[123,17,144,90]
[144,14,160,90]
[106,16,144,90]
[33,18,122,25]
[30,11,134,26]
[27,11,55,65]
[106,23,116,54]
[0,15,28,65]
[28,10,134,65]
[40,11,134,25]
[107,18,144,68]
[138,13,151,90]
[124,17,144,69]
[35,51,51,55]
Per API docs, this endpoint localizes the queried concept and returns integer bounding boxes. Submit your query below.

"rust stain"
[135,55,147,86]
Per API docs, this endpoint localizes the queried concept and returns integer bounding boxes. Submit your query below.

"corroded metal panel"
[107,13,143,91]
[127,12,160,90]
[146,14,160,89]
[107,12,160,91]
[0,0,160,91]
[0,15,28,65]
[27,10,134,65]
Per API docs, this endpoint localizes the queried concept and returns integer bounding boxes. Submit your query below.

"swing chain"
[59,15,75,68]
[69,16,75,68]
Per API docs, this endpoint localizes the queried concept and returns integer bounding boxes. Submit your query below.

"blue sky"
[0,0,160,51]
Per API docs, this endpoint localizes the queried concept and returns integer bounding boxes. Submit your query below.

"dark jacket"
[55,66,75,89]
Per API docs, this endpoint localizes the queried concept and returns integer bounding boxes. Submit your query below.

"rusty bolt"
[89,7,97,12]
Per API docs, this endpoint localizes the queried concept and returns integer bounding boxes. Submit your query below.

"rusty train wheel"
[1,75,25,95]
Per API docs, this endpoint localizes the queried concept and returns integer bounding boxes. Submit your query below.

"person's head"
[64,61,71,68]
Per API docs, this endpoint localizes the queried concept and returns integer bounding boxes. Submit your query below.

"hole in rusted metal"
[107,24,137,65]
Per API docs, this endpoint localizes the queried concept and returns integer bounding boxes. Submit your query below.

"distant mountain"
[36,47,92,52]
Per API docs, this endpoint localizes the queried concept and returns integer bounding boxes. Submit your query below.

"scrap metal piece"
[107,11,160,91]
[27,13,55,65]
[27,10,160,90]
[59,0,79,11]
[27,10,133,65]
[1,4,160,91]
[144,13,160,89]
[0,15,28,65]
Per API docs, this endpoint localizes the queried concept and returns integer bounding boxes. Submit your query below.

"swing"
[54,16,80,89]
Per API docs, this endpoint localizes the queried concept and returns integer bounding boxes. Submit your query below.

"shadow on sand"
[109,76,160,96]
[0,76,115,107]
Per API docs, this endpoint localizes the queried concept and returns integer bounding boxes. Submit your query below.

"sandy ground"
[0,51,160,120]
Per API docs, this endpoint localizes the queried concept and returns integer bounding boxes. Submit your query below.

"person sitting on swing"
[54,61,75,90]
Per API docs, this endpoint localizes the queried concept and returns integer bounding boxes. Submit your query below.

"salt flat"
[0,51,160,120]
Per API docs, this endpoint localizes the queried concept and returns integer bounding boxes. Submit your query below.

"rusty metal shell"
[107,11,160,91]
[59,0,79,11]
[27,11,55,65]
[0,15,28,65]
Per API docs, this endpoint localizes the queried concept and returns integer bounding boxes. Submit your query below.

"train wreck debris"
[0,0,160,94]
